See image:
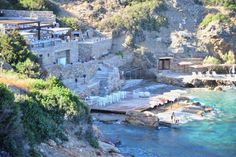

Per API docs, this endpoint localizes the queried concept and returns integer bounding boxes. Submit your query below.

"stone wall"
[78,38,112,61]
[1,9,56,24]
[104,67,122,94]
[46,60,98,81]
[103,53,134,68]
[31,40,79,68]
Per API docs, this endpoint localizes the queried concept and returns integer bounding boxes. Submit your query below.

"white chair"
[192,72,197,76]
[107,95,113,104]
[206,71,211,77]
[98,97,107,106]
[198,72,203,77]
[121,91,126,99]
[212,71,217,77]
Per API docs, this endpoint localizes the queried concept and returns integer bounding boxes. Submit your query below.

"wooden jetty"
[90,90,187,114]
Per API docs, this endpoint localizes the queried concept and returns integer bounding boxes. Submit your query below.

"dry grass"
[0,71,31,91]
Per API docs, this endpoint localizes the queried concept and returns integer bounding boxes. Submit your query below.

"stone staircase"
[71,63,121,96]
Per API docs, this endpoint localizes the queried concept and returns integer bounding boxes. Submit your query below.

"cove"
[96,88,236,157]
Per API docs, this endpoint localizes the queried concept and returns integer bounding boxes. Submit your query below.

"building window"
[158,59,170,70]
[57,57,67,65]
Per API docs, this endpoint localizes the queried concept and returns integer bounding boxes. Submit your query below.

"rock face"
[197,20,236,58]
[125,111,159,128]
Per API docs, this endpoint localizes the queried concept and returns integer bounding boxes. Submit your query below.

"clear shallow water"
[97,89,236,157]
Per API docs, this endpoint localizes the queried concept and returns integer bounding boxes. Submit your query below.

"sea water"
[96,89,236,157]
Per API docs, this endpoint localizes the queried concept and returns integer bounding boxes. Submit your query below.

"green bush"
[198,0,236,10]
[20,96,65,144]
[115,51,124,58]
[200,13,231,28]
[0,83,24,157]
[16,58,40,78]
[99,0,167,31]
[222,51,235,64]
[203,56,221,64]
[86,130,99,148]
[58,17,80,30]
[19,0,46,10]
[19,76,89,144]
[0,31,40,78]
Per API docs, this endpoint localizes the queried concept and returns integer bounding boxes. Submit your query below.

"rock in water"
[125,111,159,128]
[214,86,223,91]
[98,141,120,153]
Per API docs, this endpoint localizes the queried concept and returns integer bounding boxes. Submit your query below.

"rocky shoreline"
[94,98,214,129]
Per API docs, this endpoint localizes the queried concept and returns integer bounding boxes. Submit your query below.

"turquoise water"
[97,89,236,157]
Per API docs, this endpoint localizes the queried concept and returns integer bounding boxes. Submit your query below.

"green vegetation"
[58,17,80,30]
[98,0,168,31]
[0,83,24,157]
[0,72,90,155]
[222,51,235,64]
[85,130,99,148]
[19,0,45,10]
[0,0,59,12]
[195,0,236,10]
[21,76,89,144]
[0,31,40,78]
[203,51,235,65]
[115,51,124,58]
[203,56,221,64]
[199,13,231,28]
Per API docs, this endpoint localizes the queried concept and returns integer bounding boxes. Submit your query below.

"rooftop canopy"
[41,27,71,34]
[0,19,39,25]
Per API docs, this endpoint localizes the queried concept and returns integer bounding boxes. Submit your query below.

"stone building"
[78,37,112,61]
[30,40,79,68]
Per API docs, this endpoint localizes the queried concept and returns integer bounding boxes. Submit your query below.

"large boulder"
[214,86,223,91]
[98,141,120,154]
[0,60,13,70]
[125,111,159,128]
[191,79,203,87]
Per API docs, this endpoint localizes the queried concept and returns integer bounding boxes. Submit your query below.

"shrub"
[16,58,40,78]
[98,0,167,31]
[20,96,65,144]
[200,13,231,28]
[198,0,236,10]
[85,130,99,148]
[203,56,221,64]
[0,83,24,157]
[58,17,80,30]
[19,0,46,10]
[20,76,89,144]
[0,31,40,78]
[115,51,124,58]
[222,51,235,64]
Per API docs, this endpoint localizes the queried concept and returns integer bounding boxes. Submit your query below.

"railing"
[29,38,76,49]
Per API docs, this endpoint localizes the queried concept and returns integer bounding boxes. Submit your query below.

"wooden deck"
[91,97,151,114]
[90,90,185,114]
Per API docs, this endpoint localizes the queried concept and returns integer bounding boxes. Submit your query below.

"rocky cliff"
[54,0,235,76]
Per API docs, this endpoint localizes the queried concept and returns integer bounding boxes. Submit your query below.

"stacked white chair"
[86,91,129,106]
